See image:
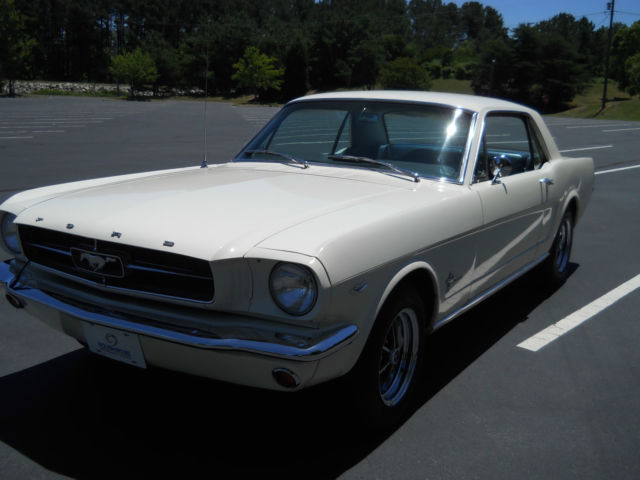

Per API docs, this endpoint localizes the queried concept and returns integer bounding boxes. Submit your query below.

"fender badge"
[66,223,74,229]
[351,282,368,294]
[163,241,175,247]
[111,232,122,238]
[36,217,44,222]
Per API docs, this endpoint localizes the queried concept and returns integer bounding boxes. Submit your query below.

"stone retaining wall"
[1,80,204,97]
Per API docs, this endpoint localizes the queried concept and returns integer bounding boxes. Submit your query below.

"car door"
[469,113,557,297]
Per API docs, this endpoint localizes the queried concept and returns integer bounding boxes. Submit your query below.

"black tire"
[348,285,425,429]
[540,210,574,286]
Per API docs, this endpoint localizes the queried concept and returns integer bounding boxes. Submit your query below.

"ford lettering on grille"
[71,248,125,278]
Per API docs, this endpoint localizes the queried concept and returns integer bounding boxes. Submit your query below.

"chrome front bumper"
[0,259,357,364]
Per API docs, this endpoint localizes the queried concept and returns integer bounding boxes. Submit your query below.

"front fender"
[373,261,439,324]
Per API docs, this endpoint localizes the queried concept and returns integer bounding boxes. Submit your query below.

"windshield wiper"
[328,155,420,183]
[242,149,308,169]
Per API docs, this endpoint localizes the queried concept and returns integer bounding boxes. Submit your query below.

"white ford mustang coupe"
[1,91,593,423]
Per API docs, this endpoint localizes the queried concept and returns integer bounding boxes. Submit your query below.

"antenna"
[201,21,209,169]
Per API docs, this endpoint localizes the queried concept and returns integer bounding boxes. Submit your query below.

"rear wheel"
[349,285,425,429]
[540,210,574,286]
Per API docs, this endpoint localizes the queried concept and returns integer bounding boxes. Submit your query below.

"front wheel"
[349,285,425,429]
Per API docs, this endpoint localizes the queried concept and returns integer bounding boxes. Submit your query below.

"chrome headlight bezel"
[269,262,318,316]
[0,212,21,255]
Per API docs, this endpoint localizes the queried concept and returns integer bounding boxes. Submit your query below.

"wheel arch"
[565,194,578,222]
[373,262,439,334]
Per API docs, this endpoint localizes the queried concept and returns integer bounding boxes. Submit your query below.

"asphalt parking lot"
[1,96,639,479]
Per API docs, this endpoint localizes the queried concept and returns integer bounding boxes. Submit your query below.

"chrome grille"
[18,225,214,302]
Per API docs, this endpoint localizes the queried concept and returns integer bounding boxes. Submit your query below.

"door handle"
[539,178,554,185]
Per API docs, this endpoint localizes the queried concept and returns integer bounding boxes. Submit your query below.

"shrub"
[379,57,432,90]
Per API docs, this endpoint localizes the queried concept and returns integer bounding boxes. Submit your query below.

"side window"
[474,114,546,182]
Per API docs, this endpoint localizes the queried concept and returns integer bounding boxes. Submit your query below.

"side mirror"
[491,155,512,184]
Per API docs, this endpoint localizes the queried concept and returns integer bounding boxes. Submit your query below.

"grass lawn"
[25,77,639,121]
[430,77,639,121]
[554,78,640,121]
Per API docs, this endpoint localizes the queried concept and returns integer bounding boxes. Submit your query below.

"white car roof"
[290,90,534,114]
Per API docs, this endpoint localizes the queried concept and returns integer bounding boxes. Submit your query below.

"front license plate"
[84,324,147,368]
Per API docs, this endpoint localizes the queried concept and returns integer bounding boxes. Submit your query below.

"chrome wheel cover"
[378,307,420,407]
[555,216,573,273]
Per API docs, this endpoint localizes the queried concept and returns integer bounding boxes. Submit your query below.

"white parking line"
[595,165,640,175]
[559,145,612,153]
[566,124,629,129]
[518,273,640,352]
[603,127,640,133]
[0,136,33,139]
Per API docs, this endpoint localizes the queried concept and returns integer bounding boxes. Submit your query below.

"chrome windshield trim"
[458,112,479,184]
[1,261,357,361]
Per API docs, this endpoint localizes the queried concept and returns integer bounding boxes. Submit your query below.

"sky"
[451,0,640,30]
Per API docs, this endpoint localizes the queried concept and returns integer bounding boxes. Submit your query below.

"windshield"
[237,100,473,182]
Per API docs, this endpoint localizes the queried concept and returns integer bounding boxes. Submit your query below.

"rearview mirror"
[491,155,512,184]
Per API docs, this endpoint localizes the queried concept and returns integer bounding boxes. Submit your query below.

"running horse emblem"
[78,252,117,272]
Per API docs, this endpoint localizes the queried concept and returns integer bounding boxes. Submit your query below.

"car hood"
[11,162,424,261]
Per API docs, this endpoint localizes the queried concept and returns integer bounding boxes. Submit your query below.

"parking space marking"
[595,164,640,175]
[518,273,640,352]
[559,145,612,153]
[603,127,640,132]
[566,124,630,129]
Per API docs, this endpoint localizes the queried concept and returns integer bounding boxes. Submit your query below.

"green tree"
[612,21,640,92]
[109,49,159,97]
[474,24,589,111]
[470,37,515,97]
[0,0,36,95]
[625,53,640,96]
[379,57,431,90]
[232,46,283,101]
[281,33,310,101]
[142,31,189,95]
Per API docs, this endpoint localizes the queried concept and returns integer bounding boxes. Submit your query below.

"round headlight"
[1,212,21,255]
[269,262,317,316]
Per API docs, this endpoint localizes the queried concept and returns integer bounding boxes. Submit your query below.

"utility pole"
[602,0,615,110]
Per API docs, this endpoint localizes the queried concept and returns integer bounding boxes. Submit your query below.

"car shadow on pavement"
[0,265,576,479]
[415,264,578,405]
